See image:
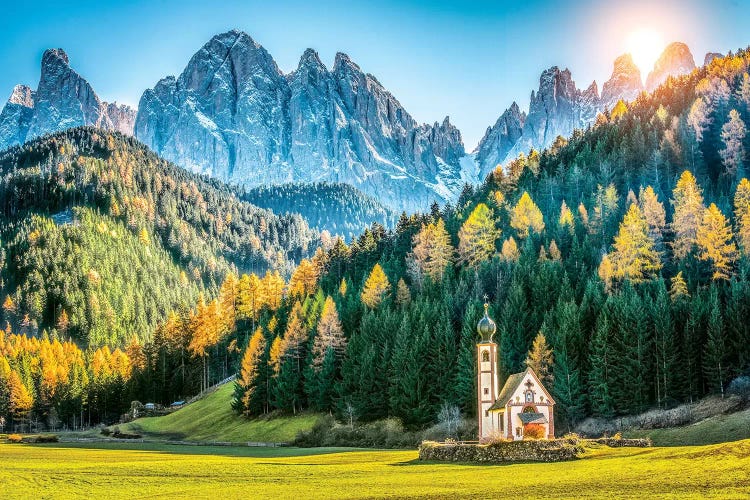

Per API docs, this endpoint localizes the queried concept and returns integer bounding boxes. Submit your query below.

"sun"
[626,29,665,75]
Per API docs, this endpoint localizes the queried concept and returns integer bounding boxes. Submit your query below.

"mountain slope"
[0,127,316,344]
[135,30,466,213]
[244,182,398,239]
[0,49,135,152]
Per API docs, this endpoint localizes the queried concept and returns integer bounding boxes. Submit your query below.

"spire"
[476,298,497,343]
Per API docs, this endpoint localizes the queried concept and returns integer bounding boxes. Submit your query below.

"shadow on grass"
[40,441,374,459]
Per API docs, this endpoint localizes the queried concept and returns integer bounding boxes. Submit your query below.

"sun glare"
[626,29,665,75]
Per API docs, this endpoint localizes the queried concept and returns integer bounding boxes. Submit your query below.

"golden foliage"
[610,204,662,283]
[671,171,705,260]
[696,203,738,281]
[457,203,501,267]
[409,218,454,282]
[361,263,391,309]
[510,192,545,239]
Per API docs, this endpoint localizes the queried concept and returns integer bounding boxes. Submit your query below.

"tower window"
[483,388,489,395]
[482,351,490,362]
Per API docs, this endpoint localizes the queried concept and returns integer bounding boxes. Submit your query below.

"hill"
[627,407,750,446]
[244,182,398,240]
[0,127,316,345]
[119,383,321,443]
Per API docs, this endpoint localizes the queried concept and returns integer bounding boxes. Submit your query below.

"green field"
[1,440,749,499]
[118,384,321,443]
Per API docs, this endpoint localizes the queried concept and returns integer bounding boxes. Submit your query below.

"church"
[476,303,555,441]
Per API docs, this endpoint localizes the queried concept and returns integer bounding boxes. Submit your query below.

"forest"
[1,48,750,433]
[244,182,398,240]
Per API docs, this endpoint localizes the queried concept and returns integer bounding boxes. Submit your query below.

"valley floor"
[1,440,749,499]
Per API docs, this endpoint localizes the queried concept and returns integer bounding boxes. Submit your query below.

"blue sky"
[0,0,748,149]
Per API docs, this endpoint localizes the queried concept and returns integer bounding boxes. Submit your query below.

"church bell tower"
[476,301,498,441]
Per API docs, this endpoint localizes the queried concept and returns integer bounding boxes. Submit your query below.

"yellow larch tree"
[395,278,412,306]
[598,253,614,293]
[696,203,738,281]
[500,237,520,262]
[311,296,346,369]
[639,186,667,245]
[510,192,545,239]
[288,258,319,298]
[610,203,662,283]
[409,218,454,282]
[361,263,391,309]
[237,327,266,416]
[671,171,706,260]
[558,200,575,232]
[733,178,750,254]
[669,271,689,301]
[457,203,501,267]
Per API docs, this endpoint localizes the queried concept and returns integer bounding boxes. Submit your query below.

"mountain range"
[0,33,712,213]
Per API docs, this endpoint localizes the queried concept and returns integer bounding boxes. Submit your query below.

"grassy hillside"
[120,383,322,443]
[627,408,750,446]
[2,440,749,498]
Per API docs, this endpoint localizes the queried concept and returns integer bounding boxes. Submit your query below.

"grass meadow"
[1,439,749,499]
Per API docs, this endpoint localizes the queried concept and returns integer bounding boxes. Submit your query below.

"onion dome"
[477,303,496,342]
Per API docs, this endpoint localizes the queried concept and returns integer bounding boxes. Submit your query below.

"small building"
[476,303,555,441]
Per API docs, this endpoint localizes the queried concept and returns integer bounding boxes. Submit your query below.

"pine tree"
[510,192,545,239]
[457,203,501,267]
[610,203,662,283]
[696,203,738,281]
[703,290,727,397]
[361,263,391,309]
[588,306,615,418]
[671,171,705,260]
[395,278,411,306]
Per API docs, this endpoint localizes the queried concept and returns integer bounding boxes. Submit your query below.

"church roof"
[518,412,548,424]
[489,372,525,410]
[488,367,556,411]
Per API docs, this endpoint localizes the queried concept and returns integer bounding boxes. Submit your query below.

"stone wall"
[419,439,584,463]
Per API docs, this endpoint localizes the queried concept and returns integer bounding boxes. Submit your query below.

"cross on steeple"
[525,379,534,389]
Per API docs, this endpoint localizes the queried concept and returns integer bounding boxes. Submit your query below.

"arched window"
[482,351,490,362]
[525,390,534,403]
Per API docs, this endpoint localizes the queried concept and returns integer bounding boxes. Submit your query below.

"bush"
[7,434,22,443]
[727,376,750,401]
[523,423,546,440]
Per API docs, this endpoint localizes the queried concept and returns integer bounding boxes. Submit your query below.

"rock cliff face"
[704,52,723,66]
[646,42,696,91]
[135,30,466,212]
[0,49,135,151]
[476,43,697,175]
[601,54,643,110]
[475,67,601,177]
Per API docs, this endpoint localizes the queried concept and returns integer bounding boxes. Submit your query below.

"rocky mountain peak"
[0,47,135,152]
[42,48,69,67]
[646,42,696,91]
[9,85,35,107]
[601,53,643,110]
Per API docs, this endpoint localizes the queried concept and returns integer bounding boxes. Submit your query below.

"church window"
[485,410,489,417]
[525,391,534,403]
[481,351,489,362]
[483,388,489,395]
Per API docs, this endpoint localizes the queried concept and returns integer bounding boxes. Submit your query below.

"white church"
[476,303,555,441]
